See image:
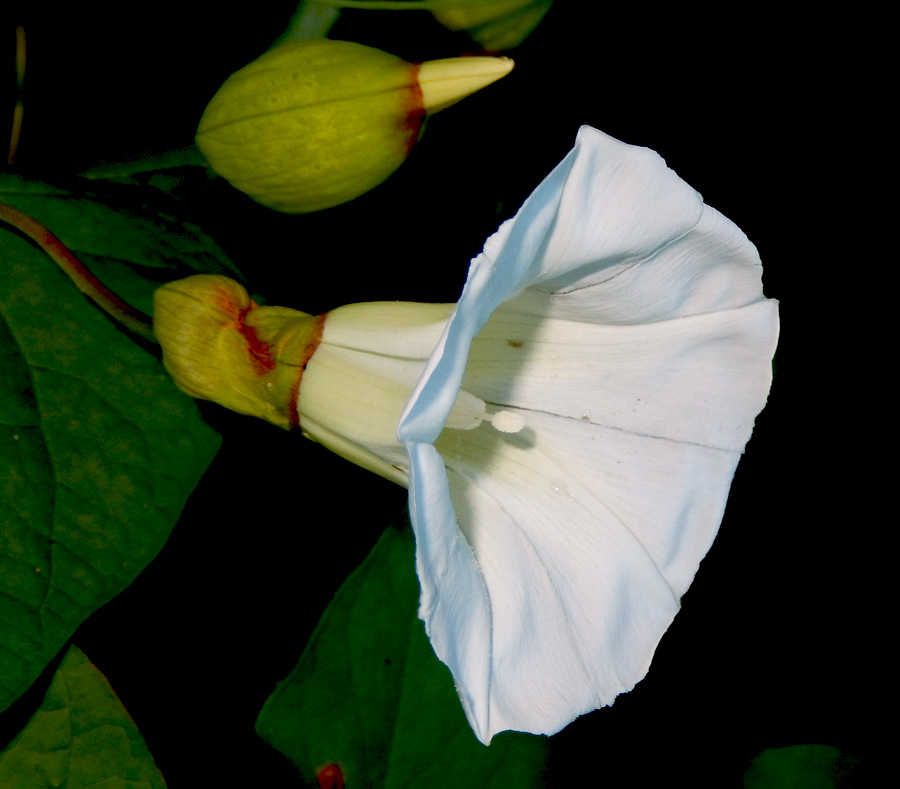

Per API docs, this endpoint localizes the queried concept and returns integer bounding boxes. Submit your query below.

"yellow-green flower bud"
[195,39,513,213]
[153,275,323,429]
[431,0,554,52]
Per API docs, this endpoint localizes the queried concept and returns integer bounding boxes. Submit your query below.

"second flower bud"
[196,39,513,213]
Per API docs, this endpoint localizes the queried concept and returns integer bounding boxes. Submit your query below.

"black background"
[3,3,875,787]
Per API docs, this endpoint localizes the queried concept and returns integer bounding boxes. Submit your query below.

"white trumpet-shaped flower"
[397,125,778,743]
[154,125,778,746]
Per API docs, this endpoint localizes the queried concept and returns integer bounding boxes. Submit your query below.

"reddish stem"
[0,202,157,342]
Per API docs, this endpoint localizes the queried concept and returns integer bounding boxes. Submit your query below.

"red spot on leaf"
[317,763,345,789]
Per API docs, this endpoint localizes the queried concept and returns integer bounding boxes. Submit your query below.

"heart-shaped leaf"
[256,521,549,788]
[0,177,228,714]
[0,646,166,788]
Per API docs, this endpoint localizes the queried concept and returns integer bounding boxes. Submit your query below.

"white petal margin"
[397,126,779,744]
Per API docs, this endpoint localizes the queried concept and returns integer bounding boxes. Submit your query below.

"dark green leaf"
[0,646,166,788]
[0,179,226,714]
[256,522,548,789]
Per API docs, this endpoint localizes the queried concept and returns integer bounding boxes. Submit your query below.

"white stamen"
[446,390,488,431]
[487,410,525,434]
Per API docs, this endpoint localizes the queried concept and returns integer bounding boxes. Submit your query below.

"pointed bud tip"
[418,56,514,115]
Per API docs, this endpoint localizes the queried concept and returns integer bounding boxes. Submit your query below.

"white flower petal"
[322,301,453,359]
[409,295,776,741]
[508,203,770,324]
[299,414,410,486]
[432,418,691,738]
[519,126,704,288]
[405,440,493,731]
[299,343,421,469]
[466,299,778,451]
[397,126,736,443]
[435,411,750,740]
[398,125,779,743]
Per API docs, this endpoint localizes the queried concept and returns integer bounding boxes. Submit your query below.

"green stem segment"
[0,202,157,343]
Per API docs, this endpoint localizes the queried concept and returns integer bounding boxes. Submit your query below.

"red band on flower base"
[288,312,328,429]
[403,63,426,155]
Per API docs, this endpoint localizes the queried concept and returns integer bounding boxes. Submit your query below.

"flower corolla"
[154,125,778,745]
[396,126,778,743]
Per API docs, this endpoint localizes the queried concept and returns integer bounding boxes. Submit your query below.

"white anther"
[487,410,525,434]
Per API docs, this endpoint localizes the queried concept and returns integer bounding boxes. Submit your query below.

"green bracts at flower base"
[153,275,322,430]
[195,39,513,213]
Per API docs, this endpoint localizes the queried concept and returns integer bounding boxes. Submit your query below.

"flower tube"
[154,125,778,744]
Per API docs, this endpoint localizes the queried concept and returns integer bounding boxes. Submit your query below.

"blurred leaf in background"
[743,744,863,789]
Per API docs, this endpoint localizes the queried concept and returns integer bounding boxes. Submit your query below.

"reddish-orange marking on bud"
[207,286,275,376]
[403,63,426,155]
[208,287,246,321]
[288,311,327,429]
[317,763,345,789]
[237,302,276,375]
